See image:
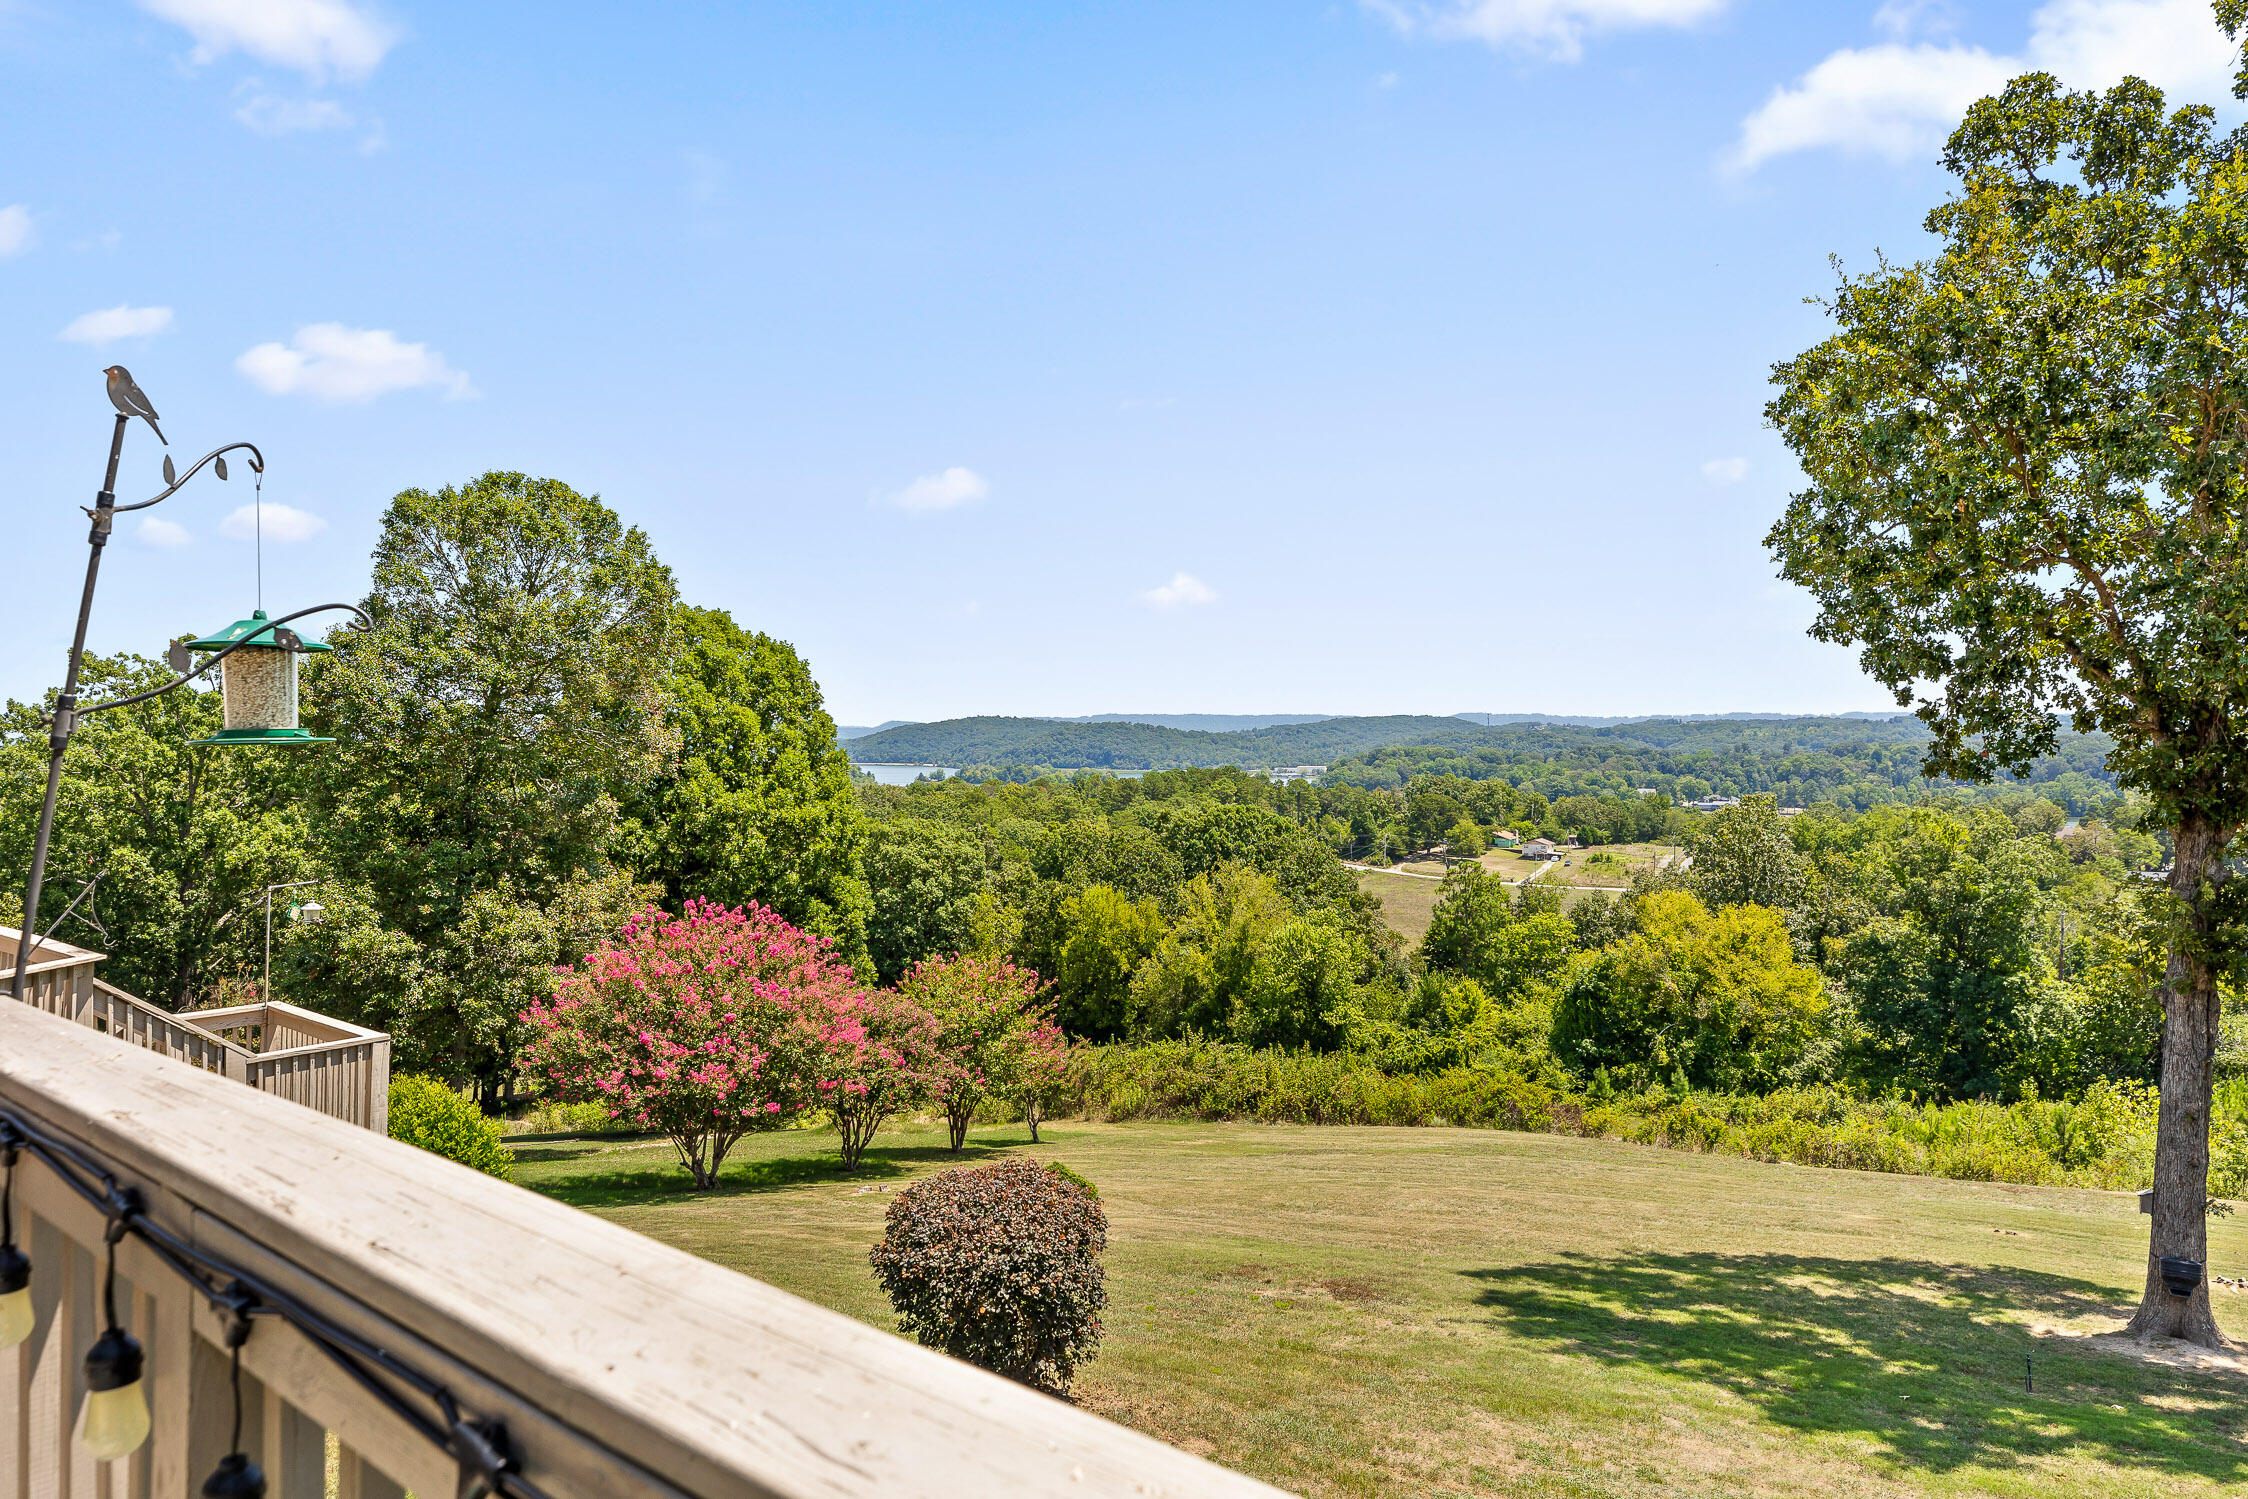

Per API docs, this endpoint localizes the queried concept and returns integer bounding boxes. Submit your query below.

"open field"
[1353,868,1445,942]
[513,1119,2248,1498]
[1482,841,1681,889]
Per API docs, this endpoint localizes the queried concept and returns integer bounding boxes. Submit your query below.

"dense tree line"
[1326,730,2119,813]
[1,473,866,1096]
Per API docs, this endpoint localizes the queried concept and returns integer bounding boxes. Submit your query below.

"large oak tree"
[1767,66,2248,1344]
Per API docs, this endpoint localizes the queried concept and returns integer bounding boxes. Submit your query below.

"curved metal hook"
[75,601,375,720]
[112,441,267,514]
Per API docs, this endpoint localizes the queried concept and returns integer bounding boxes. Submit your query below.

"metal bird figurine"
[103,365,165,445]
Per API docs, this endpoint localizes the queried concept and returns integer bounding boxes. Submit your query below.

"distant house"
[1778,806,1808,817]
[1490,829,1520,848]
[1268,764,1327,783]
[1633,788,1658,798]
[1684,796,1741,813]
[1521,838,1561,860]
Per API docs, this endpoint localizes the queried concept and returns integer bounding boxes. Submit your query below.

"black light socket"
[83,1326,143,1391]
[200,1452,267,1498]
[0,1245,27,1296]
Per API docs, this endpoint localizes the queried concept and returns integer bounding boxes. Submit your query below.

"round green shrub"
[388,1075,513,1180]
[868,1158,1107,1393]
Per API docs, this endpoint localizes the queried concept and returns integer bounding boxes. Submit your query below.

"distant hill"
[1056,713,1337,732]
[837,720,917,740]
[1449,711,1913,727]
[844,713,1946,773]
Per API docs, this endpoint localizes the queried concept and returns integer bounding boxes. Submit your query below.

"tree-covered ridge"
[852,712,2121,814]
[1330,725,2119,812]
[846,713,1484,768]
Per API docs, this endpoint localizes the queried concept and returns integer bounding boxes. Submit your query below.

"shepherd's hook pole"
[12,415,127,998]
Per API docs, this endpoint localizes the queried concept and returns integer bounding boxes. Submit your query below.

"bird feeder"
[181,610,334,746]
[289,899,325,925]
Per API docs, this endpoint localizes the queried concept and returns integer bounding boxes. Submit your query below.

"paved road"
[1343,861,1628,892]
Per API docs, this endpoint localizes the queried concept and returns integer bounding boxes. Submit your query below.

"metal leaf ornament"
[215,456,228,481]
[162,455,176,487]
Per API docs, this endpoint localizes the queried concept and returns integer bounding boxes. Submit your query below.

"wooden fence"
[0,1000,1291,1498]
[3,929,390,1133]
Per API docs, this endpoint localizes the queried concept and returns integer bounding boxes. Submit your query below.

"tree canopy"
[1766,63,2248,1345]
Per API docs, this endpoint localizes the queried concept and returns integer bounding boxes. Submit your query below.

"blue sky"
[2,1,2238,724]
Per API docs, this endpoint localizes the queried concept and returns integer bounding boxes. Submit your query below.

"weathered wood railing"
[3,929,390,1133]
[0,1001,1288,1498]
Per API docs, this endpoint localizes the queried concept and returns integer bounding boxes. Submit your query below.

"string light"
[78,1221,151,1460]
[199,1309,266,1498]
[0,1111,547,1497]
[0,1141,28,1350]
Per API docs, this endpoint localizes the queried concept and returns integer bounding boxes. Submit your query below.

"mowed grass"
[512,1119,2248,1498]
[1483,842,1681,889]
[1353,867,1445,942]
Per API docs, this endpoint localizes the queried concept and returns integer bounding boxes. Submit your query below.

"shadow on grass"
[529,1139,1014,1210]
[1466,1252,2248,1481]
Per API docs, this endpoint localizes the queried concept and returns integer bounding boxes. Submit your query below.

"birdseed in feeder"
[222,646,298,731]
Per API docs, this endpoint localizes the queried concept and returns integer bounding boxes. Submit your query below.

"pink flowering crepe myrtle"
[1011,1013,1072,1144]
[521,899,867,1189]
[898,954,1047,1153]
[826,984,945,1171]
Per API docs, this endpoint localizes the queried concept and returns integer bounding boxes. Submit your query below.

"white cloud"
[136,516,191,548]
[1365,0,1729,62]
[0,205,33,258]
[219,502,326,542]
[59,305,175,345]
[236,323,474,402]
[1701,456,1750,482]
[1732,0,2236,172]
[1140,571,1218,609]
[135,0,397,83]
[887,466,989,513]
[233,91,353,134]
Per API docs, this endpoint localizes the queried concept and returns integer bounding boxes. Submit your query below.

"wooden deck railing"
[0,1000,1289,1498]
[3,929,391,1133]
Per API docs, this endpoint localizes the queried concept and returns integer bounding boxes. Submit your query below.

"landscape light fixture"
[10,369,372,1002]
[260,879,323,1002]
[77,1223,150,1460]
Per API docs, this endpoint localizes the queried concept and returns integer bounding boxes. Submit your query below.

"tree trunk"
[2125,813,2231,1349]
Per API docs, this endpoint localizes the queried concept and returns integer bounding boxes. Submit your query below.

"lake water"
[857,764,958,785]
[855,764,1151,784]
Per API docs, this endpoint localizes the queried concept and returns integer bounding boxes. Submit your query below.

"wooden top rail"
[0,1001,1290,1498]
[0,925,105,983]
[188,998,383,1052]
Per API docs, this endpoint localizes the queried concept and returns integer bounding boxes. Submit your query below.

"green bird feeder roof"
[185,609,333,653]
[189,727,334,746]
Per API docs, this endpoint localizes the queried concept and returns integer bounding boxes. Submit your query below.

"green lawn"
[1482,842,1681,889]
[1353,868,1445,943]
[511,1118,2248,1498]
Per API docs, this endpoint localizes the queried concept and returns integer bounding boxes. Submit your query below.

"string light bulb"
[0,1143,28,1351]
[0,1243,28,1351]
[78,1221,150,1461]
[78,1325,150,1459]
